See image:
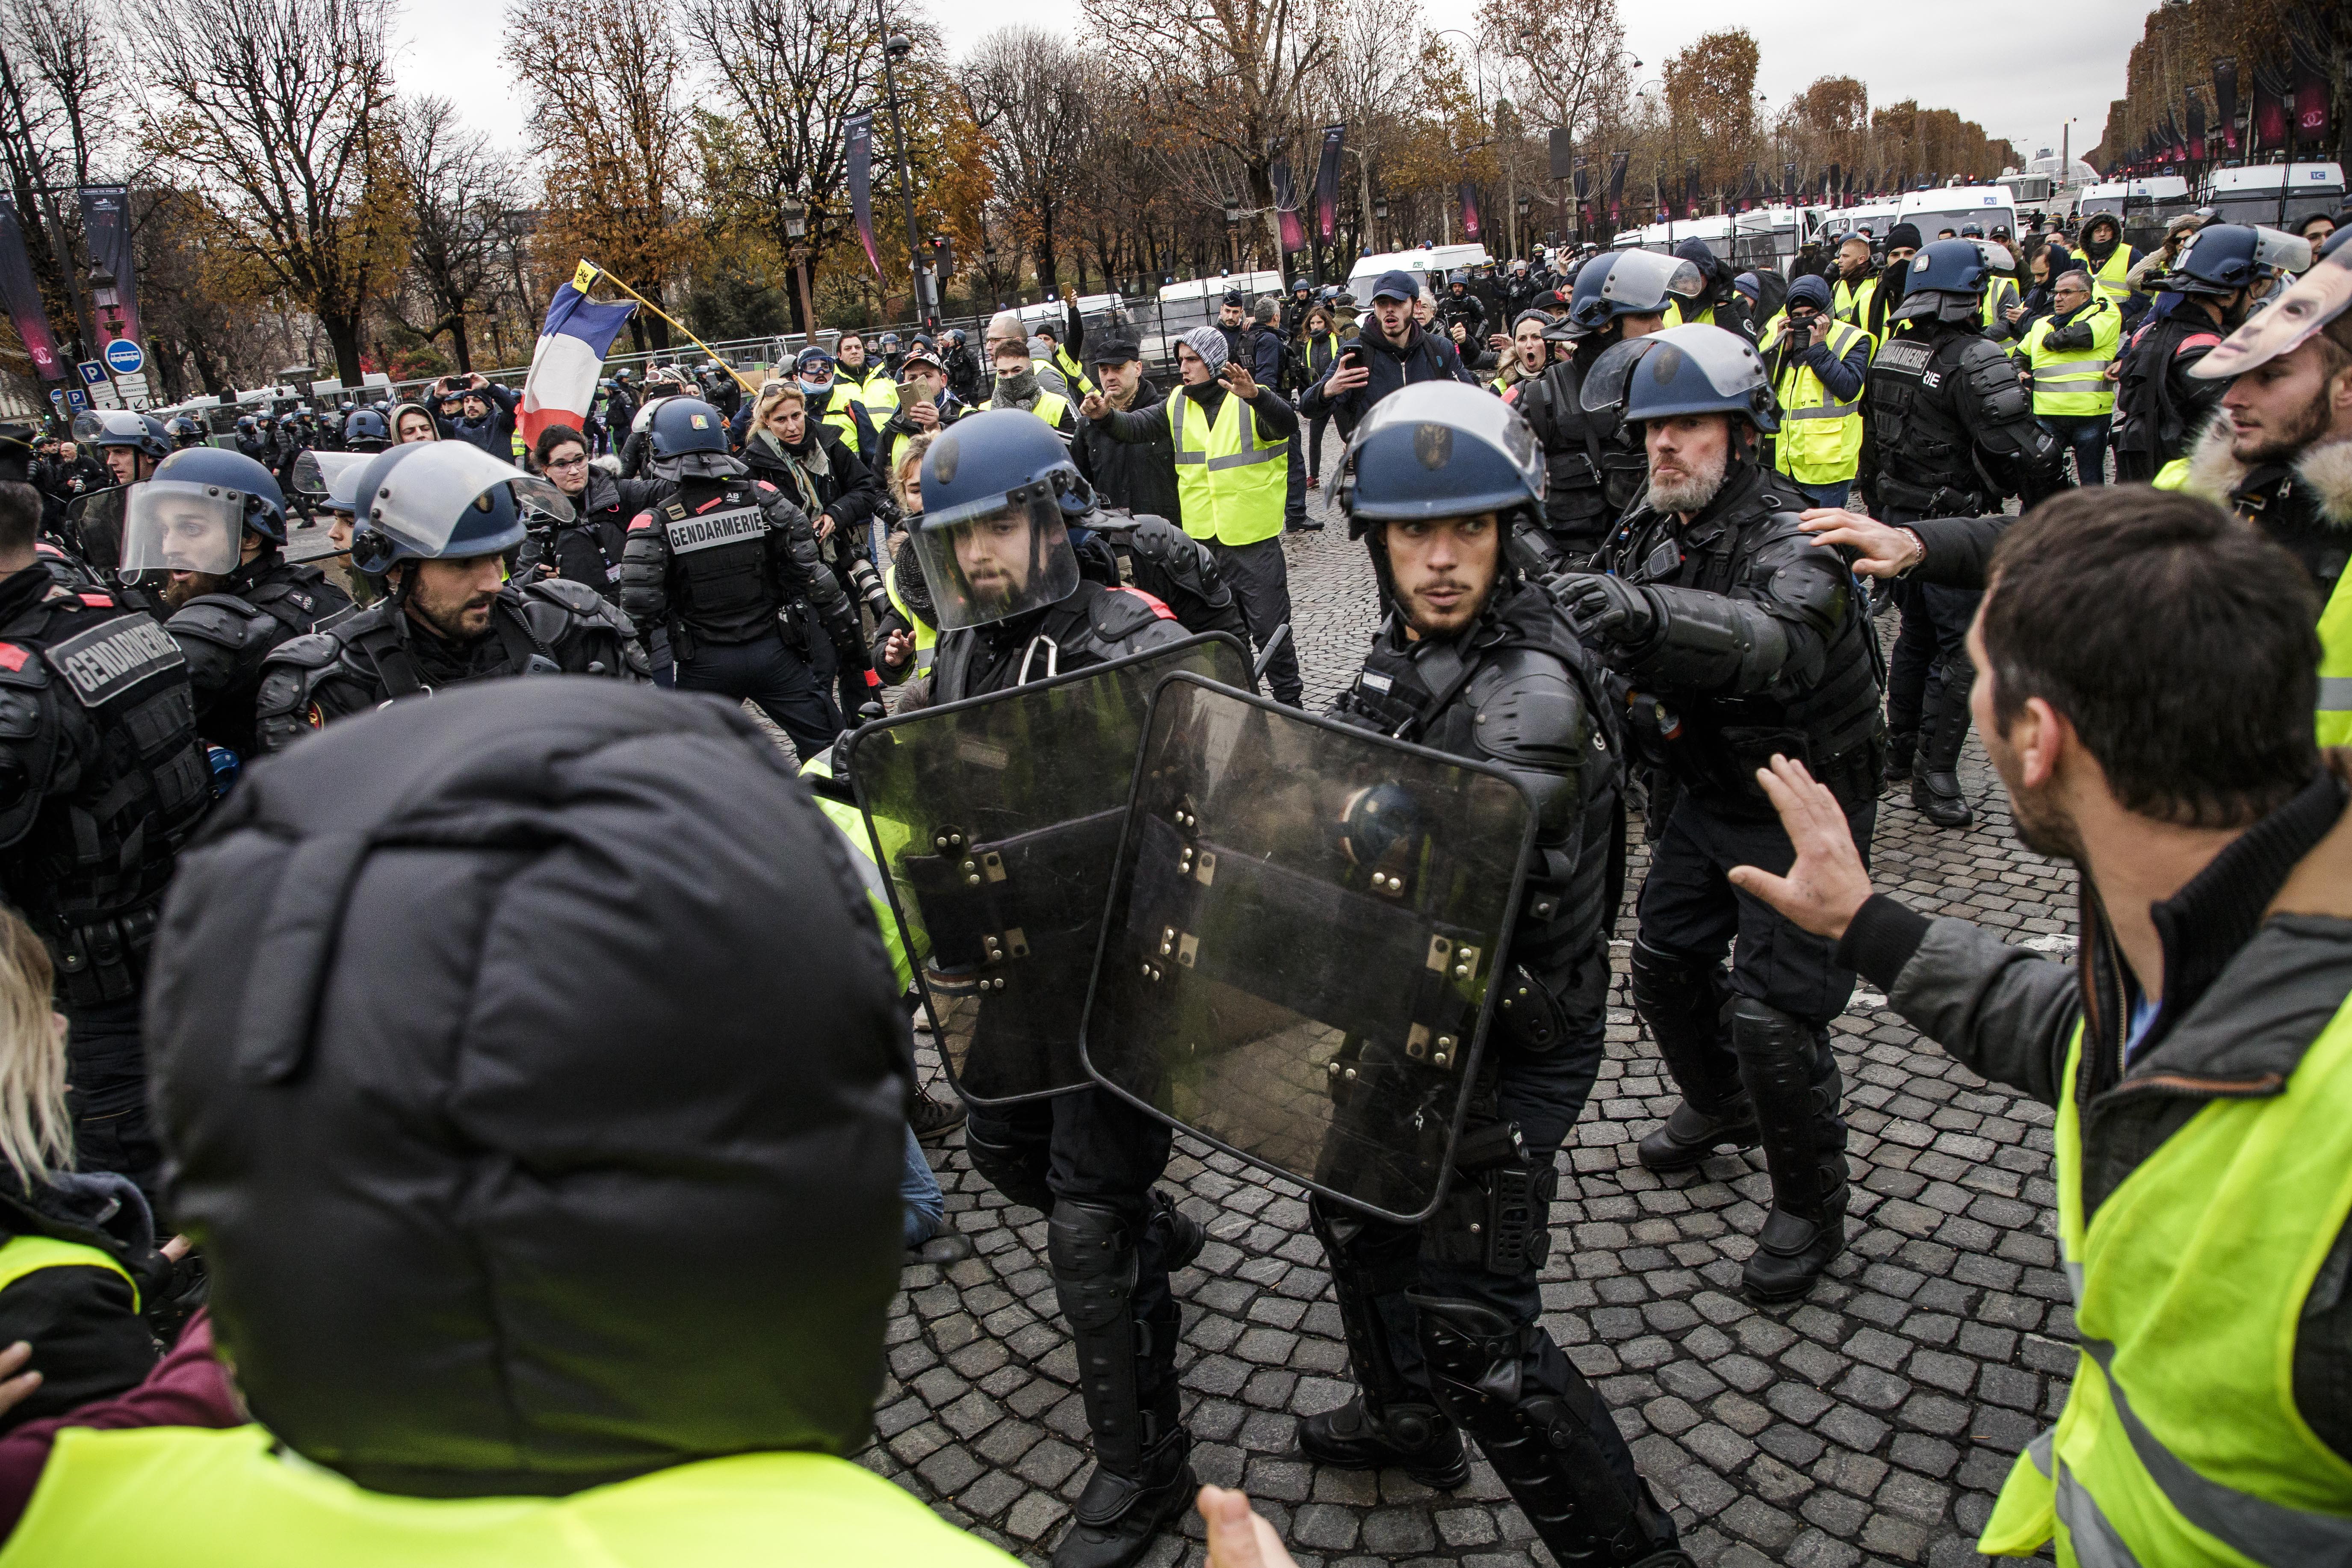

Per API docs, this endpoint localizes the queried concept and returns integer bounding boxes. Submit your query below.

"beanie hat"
[1786,274,1834,312]
[1179,327,1230,375]
[1885,222,1924,252]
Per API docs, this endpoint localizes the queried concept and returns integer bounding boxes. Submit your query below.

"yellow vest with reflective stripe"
[1979,1008,2352,1565]
[882,563,937,675]
[1761,317,1867,485]
[2316,566,2352,747]
[0,1425,1019,1568]
[0,1233,136,1306]
[819,396,865,455]
[2089,245,2136,309]
[1979,275,2021,334]
[839,365,899,424]
[2020,300,2121,418]
[1027,391,1070,433]
[1167,389,1287,546]
[2152,458,2189,490]
[1050,345,1097,399]
[1832,275,1871,324]
[800,750,920,990]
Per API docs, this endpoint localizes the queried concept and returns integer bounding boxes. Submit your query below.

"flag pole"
[575,260,761,396]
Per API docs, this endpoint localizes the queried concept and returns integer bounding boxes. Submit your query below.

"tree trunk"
[322,310,364,385]
[449,315,473,372]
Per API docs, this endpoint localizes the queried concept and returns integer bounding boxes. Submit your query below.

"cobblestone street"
[866,477,2074,1568]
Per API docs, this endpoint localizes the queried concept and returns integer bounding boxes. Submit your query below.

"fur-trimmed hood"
[2179,412,2352,530]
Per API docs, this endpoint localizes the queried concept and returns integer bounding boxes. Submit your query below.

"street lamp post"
[1223,196,1243,272]
[1374,196,1390,254]
[782,198,818,337]
[874,10,931,326]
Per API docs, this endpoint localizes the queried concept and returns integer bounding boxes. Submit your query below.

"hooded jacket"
[147,679,911,1500]
[1297,317,1472,432]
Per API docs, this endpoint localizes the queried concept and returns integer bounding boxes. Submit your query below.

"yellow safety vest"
[882,563,937,676]
[818,396,865,455]
[0,1233,136,1305]
[1832,275,1872,324]
[2154,458,2352,745]
[1761,316,1868,485]
[0,1425,1019,1568]
[1979,275,2021,334]
[1050,345,1097,399]
[1978,1010,2352,1565]
[2088,245,2136,310]
[2020,301,2121,418]
[1167,387,1288,547]
[838,364,899,424]
[799,750,919,992]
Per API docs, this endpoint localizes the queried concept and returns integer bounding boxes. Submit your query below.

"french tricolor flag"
[519,275,637,449]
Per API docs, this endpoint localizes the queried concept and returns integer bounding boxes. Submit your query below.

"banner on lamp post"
[0,198,61,383]
[1314,124,1345,243]
[845,113,882,278]
[75,186,142,349]
[1272,163,1306,255]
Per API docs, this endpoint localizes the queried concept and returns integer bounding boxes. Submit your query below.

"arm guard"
[0,662,62,850]
[521,579,650,680]
[1956,337,2064,502]
[1619,583,1799,695]
[252,632,346,754]
[617,512,672,637]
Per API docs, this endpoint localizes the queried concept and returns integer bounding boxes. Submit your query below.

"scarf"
[993,368,1039,408]
[750,428,827,518]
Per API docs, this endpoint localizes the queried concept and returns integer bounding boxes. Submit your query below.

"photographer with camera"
[431,372,522,460]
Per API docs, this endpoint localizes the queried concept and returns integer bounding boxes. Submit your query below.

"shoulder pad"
[754,479,779,494]
[166,595,271,652]
[1959,339,2034,423]
[0,643,47,691]
[1091,585,1181,643]
[260,629,343,674]
[0,683,43,742]
[1468,652,1596,770]
[629,510,658,532]
[523,576,607,617]
[2174,332,2221,359]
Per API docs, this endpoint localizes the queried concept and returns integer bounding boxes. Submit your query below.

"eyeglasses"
[544,455,588,471]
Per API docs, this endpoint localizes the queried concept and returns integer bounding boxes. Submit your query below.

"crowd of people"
[0,189,2340,1568]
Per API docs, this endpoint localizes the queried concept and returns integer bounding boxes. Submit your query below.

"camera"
[845,557,892,623]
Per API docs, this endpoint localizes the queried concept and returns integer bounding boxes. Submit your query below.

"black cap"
[1222,289,1245,307]
[151,680,910,1498]
[1089,325,1143,368]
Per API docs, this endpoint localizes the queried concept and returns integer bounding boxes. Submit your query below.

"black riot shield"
[1081,674,1537,1224]
[840,634,1251,1107]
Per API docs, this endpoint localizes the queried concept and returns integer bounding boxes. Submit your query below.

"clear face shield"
[349,442,572,572]
[120,481,243,580]
[292,450,371,513]
[910,483,1082,631]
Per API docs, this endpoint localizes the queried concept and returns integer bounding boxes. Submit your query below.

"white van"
[1145,271,1285,362]
[2199,162,2345,230]
[1343,244,1492,301]
[1896,186,2020,242]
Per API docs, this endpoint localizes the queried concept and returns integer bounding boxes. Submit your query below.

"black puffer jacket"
[147,679,912,1498]
[547,464,665,601]
[0,1169,172,1431]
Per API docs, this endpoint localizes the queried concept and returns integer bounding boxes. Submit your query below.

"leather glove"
[1551,571,1658,647]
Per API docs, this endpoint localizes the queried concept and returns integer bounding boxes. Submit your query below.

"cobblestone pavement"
[863,479,2073,1567]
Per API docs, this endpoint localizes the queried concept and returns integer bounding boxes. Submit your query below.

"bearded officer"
[1511,249,1700,568]
[621,396,876,760]
[0,478,211,1198]
[1555,323,1884,1302]
[1309,381,1689,1568]
[911,408,1206,1568]
[254,443,646,750]
[133,447,355,760]
[1860,238,2062,829]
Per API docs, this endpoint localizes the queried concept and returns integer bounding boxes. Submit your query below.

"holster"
[1423,1120,1558,1275]
[53,904,160,1009]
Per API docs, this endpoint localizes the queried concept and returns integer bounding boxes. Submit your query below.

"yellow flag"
[572,259,600,292]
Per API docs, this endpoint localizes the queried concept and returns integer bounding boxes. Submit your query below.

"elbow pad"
[1626,584,1797,696]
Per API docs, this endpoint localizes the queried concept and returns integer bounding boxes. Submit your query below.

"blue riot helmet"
[1566,250,1708,336]
[341,406,391,452]
[644,397,744,482]
[1892,239,1993,324]
[345,441,571,576]
[1291,278,1312,296]
[290,449,372,515]
[152,445,291,542]
[2193,232,2352,381]
[74,409,173,462]
[1335,381,1544,541]
[2165,223,2311,298]
[909,408,1085,630]
[164,416,206,450]
[1578,322,1778,434]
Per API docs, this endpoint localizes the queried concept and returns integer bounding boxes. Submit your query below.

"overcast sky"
[401,0,2150,168]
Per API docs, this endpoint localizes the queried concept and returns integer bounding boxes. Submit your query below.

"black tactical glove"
[1551,571,1658,647]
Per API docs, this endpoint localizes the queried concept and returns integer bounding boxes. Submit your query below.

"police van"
[1895,186,2021,245]
[1341,245,1492,302]
[2198,162,2345,231]
[1143,271,1285,366]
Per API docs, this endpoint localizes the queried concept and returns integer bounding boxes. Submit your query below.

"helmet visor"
[359,441,571,557]
[72,410,148,446]
[911,489,1081,631]
[1579,325,1769,420]
[121,481,243,578]
[291,449,371,509]
[2194,245,2352,380]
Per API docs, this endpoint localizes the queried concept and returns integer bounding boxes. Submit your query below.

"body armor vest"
[663,481,781,644]
[1867,329,1993,513]
[1516,358,1645,550]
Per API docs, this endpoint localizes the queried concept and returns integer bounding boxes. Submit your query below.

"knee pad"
[965,1124,1055,1214]
[1048,1199,1138,1335]
[1628,939,1723,1020]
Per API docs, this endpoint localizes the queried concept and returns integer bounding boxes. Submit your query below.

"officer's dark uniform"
[1563,324,1885,1305]
[908,410,1203,1568]
[0,550,212,1198]
[1312,384,1686,1568]
[143,447,356,759]
[620,399,873,761]
[2110,225,2296,484]
[1068,509,1248,645]
[1859,240,2062,827]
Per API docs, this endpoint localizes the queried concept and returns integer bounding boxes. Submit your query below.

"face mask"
[798,379,828,398]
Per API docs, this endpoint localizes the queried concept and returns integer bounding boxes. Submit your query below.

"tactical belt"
[1876,475,1992,519]
[50,901,160,1009]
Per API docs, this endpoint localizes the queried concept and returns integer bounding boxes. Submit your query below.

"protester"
[434,372,522,458]
[1298,269,1473,434]
[527,422,661,601]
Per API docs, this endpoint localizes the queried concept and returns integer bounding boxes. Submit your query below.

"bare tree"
[966,29,1092,296]
[0,0,121,356]
[506,0,697,351]
[137,0,404,383]
[390,95,516,372]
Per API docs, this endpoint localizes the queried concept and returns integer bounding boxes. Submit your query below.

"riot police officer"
[1067,505,1247,646]
[913,409,1204,1568]
[65,411,172,586]
[254,443,646,748]
[135,447,355,759]
[341,405,392,453]
[1512,249,1702,567]
[163,415,207,451]
[0,478,212,1197]
[621,397,873,760]
[1557,324,1885,1303]
[1859,239,2062,828]
[1311,382,1688,1568]
[2113,223,2307,483]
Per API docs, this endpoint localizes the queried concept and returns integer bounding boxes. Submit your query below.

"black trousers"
[1283,432,1308,530]
[1306,414,1333,481]
[1637,796,1876,1028]
[964,1087,1179,1404]
[62,996,162,1205]
[1885,574,1981,741]
[1208,537,1303,706]
[676,629,841,762]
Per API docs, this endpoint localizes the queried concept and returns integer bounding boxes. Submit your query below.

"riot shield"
[1081,675,1536,1224]
[840,633,1251,1107]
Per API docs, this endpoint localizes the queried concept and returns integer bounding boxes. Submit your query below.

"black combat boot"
[1910,687,1974,828]
[1629,943,1758,1172]
[1730,1000,1850,1302]
[1884,727,1917,786]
